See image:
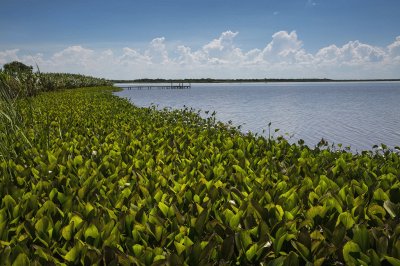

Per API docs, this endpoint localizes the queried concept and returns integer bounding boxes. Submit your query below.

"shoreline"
[111,78,400,84]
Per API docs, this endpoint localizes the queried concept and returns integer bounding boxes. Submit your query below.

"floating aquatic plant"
[0,86,399,265]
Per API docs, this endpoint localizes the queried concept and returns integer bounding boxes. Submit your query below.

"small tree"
[1,61,39,97]
[3,61,33,76]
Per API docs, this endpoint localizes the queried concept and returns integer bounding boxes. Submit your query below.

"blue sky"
[1,0,400,79]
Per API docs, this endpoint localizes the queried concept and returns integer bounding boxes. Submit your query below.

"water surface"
[114,82,400,151]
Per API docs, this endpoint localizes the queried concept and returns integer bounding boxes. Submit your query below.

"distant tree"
[3,61,33,75]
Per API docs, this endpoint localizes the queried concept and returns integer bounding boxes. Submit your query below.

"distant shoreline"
[110,78,400,83]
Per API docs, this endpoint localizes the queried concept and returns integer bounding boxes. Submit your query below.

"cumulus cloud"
[388,36,400,60]
[1,31,400,79]
[257,30,316,66]
[315,41,386,65]
[52,45,94,66]
[146,37,169,64]
[0,49,20,65]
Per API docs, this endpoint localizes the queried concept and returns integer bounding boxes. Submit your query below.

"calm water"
[114,82,400,151]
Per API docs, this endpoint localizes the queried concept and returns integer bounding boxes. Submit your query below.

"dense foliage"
[0,61,111,98]
[0,87,399,265]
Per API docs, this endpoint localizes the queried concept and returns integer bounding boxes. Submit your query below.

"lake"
[114,82,400,152]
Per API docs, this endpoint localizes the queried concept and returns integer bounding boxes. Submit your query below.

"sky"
[1,0,400,79]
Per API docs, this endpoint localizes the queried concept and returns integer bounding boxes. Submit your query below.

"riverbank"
[111,78,400,84]
[1,86,399,264]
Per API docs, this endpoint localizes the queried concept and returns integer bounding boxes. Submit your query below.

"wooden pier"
[119,83,191,90]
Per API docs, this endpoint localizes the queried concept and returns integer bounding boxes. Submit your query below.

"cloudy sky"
[1,0,400,79]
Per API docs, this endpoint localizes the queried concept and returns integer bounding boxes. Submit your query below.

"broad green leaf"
[70,215,83,227]
[35,217,49,233]
[65,244,80,262]
[245,243,258,261]
[84,224,99,240]
[336,212,355,230]
[133,244,143,256]
[62,222,74,241]
[291,241,310,261]
[2,195,16,209]
[184,236,194,247]
[153,255,166,262]
[174,241,186,255]
[74,155,83,166]
[274,232,287,254]
[12,253,30,266]
[229,210,242,229]
[373,188,389,201]
[383,200,397,218]
[284,251,299,265]
[158,202,169,217]
[306,205,326,220]
[47,152,57,165]
[353,225,369,252]
[343,241,361,266]
[384,256,400,266]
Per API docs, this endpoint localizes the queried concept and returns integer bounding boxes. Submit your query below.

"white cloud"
[203,30,238,52]
[388,36,400,60]
[146,37,169,64]
[0,49,20,65]
[315,40,386,65]
[52,45,94,66]
[1,31,399,79]
[261,31,307,63]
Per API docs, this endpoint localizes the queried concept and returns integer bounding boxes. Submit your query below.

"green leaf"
[158,202,169,217]
[65,244,80,262]
[184,236,194,247]
[70,215,83,227]
[383,200,397,218]
[332,224,346,246]
[353,225,369,252]
[336,212,355,230]
[62,222,74,241]
[373,188,389,201]
[291,241,310,261]
[35,217,49,233]
[195,209,208,235]
[343,241,361,266]
[233,164,246,175]
[229,210,242,229]
[2,195,17,209]
[174,241,186,255]
[74,155,83,166]
[12,253,30,266]
[284,251,299,266]
[84,223,99,240]
[245,243,258,261]
[274,232,287,254]
[306,205,326,220]
[133,244,143,256]
[384,256,400,266]
[47,152,57,165]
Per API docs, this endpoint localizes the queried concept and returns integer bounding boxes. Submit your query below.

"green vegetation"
[0,61,111,98]
[1,61,111,168]
[1,83,400,265]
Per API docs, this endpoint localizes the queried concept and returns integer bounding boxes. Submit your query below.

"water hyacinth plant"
[0,83,399,265]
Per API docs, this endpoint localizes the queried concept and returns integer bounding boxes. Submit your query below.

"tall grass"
[0,72,24,160]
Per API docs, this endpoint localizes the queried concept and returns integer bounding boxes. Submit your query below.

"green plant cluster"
[1,87,399,265]
[0,61,111,98]
[39,73,112,92]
